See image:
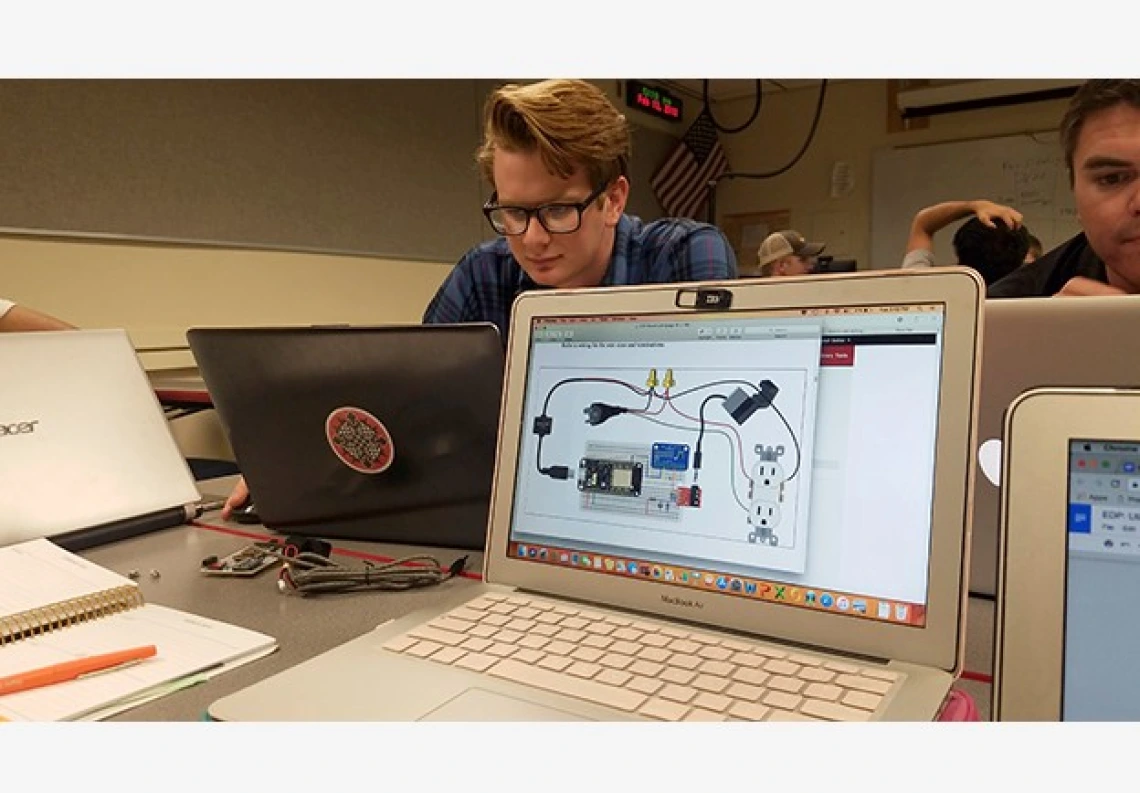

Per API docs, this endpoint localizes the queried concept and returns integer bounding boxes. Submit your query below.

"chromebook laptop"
[208,267,983,722]
[993,386,1140,720]
[0,329,202,551]
[971,295,1140,597]
[187,323,503,550]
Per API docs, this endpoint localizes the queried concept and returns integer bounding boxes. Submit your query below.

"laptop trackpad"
[419,688,595,721]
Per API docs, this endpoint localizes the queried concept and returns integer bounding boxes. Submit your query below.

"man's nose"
[522,215,552,245]
[1128,180,1140,216]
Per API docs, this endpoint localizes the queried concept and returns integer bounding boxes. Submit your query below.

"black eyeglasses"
[482,182,609,236]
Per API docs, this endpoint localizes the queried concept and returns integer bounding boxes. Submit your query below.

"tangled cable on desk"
[273,550,469,596]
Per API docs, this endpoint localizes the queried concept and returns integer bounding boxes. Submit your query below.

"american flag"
[650,107,730,219]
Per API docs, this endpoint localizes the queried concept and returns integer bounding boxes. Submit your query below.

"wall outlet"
[752,460,785,489]
[752,501,780,529]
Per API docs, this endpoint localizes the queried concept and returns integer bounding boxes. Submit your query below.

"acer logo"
[660,594,703,610]
[0,421,39,437]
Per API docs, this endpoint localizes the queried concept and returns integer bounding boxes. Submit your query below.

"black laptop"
[186,323,503,549]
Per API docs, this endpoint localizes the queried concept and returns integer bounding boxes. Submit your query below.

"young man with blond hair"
[222,79,737,519]
[422,79,737,339]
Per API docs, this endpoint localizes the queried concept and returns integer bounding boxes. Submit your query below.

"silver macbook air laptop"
[0,329,203,551]
[993,386,1140,720]
[971,295,1140,598]
[208,267,983,722]
[187,323,504,550]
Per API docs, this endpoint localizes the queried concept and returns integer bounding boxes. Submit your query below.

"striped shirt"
[423,214,737,344]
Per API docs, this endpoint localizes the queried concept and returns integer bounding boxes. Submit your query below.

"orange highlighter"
[0,645,157,697]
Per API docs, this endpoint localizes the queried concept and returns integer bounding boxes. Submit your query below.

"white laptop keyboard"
[382,592,905,721]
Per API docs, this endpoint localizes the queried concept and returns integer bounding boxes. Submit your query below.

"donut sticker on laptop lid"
[325,407,395,474]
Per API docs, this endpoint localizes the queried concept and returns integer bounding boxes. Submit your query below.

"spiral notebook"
[0,538,277,721]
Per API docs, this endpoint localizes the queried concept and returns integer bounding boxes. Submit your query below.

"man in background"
[223,79,738,519]
[0,298,74,331]
[902,199,1029,285]
[756,230,826,277]
[989,80,1140,297]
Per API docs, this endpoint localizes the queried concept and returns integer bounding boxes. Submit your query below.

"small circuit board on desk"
[200,542,280,577]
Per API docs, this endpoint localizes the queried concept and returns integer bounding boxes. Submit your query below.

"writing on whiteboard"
[1002,156,1059,208]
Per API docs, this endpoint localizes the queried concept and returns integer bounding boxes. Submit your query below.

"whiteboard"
[870,132,1081,270]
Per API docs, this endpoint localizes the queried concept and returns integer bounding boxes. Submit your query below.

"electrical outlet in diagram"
[524,364,819,574]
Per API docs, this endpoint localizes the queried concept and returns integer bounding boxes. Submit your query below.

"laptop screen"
[1063,438,1140,720]
[505,302,946,628]
[0,329,202,550]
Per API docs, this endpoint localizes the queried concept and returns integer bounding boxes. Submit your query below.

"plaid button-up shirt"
[423,215,738,345]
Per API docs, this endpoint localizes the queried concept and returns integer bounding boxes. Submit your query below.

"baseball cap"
[756,230,826,268]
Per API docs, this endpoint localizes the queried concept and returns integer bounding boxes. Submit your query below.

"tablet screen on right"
[1064,438,1140,720]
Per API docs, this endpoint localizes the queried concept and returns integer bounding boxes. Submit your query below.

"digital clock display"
[625,79,683,122]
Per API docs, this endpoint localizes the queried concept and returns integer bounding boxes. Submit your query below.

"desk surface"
[77,481,994,721]
[81,479,482,721]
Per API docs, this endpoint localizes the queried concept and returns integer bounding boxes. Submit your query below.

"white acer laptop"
[208,267,983,722]
[971,295,1140,598]
[0,329,203,551]
[993,386,1140,720]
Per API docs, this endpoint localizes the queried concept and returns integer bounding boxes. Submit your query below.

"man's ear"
[603,176,630,225]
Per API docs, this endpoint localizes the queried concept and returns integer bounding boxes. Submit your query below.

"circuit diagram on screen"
[524,364,819,573]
